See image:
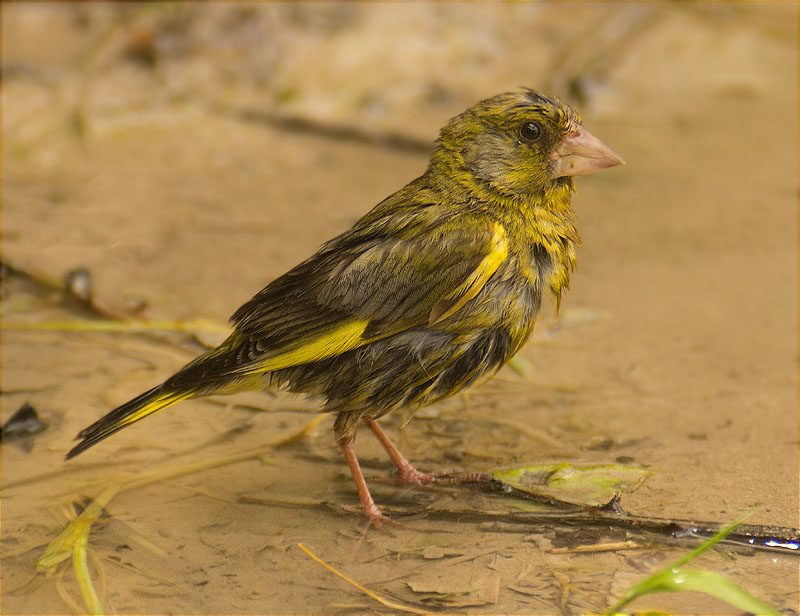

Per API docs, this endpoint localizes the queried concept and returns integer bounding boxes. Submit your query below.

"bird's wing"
[208,211,509,378]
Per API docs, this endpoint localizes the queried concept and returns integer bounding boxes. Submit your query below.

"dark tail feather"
[65,385,192,460]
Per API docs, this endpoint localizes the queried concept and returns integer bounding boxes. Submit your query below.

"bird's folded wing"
[209,212,509,377]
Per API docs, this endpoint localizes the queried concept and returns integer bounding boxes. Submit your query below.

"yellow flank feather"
[240,319,370,375]
[429,222,508,325]
[117,391,193,428]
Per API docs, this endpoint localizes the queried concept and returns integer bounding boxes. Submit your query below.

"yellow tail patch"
[117,391,193,428]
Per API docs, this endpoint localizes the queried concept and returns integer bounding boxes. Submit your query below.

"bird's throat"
[516,181,580,310]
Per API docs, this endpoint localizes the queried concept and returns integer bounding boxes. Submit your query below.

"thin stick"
[297,543,429,615]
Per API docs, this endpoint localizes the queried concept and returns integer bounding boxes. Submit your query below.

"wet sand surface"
[2,3,797,614]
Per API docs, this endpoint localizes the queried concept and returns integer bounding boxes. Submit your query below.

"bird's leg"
[336,431,390,528]
[364,418,436,485]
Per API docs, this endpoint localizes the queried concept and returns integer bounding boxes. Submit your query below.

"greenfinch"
[67,89,623,526]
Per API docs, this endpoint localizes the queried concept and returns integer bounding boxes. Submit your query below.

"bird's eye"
[519,122,542,142]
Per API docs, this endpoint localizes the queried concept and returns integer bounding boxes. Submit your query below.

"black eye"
[519,121,542,142]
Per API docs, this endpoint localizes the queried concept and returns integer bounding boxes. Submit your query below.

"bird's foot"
[396,465,436,485]
[371,465,461,486]
[340,503,415,530]
[431,471,490,484]
[395,465,460,485]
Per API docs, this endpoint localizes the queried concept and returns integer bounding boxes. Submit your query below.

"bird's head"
[436,89,624,200]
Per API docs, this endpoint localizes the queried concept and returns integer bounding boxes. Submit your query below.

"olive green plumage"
[66,89,623,524]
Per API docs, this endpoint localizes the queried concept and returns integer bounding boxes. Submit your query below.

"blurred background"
[3,3,797,615]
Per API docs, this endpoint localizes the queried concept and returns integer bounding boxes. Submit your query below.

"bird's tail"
[65,386,192,460]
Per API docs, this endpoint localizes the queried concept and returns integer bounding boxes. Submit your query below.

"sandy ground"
[2,3,797,615]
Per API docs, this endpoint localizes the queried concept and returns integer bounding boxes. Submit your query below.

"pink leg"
[337,437,390,528]
[364,418,435,484]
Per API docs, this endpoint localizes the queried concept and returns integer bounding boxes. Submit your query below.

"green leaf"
[493,462,650,507]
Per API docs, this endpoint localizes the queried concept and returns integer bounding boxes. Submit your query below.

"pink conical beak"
[548,125,625,179]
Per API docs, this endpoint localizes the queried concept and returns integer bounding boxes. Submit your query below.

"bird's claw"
[395,466,460,485]
[340,504,415,531]
[396,467,436,485]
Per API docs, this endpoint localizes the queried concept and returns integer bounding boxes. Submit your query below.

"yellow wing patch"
[429,222,508,325]
[232,223,508,374]
[240,319,370,375]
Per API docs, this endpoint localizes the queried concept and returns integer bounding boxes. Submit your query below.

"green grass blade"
[606,513,779,615]
[608,568,779,615]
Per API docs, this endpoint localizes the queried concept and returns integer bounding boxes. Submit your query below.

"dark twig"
[215,104,435,155]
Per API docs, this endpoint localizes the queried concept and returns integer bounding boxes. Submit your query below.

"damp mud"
[2,3,797,614]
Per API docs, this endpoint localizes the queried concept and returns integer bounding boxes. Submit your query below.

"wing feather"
[214,210,509,377]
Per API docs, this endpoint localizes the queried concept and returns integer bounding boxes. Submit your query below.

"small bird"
[66,89,623,527]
